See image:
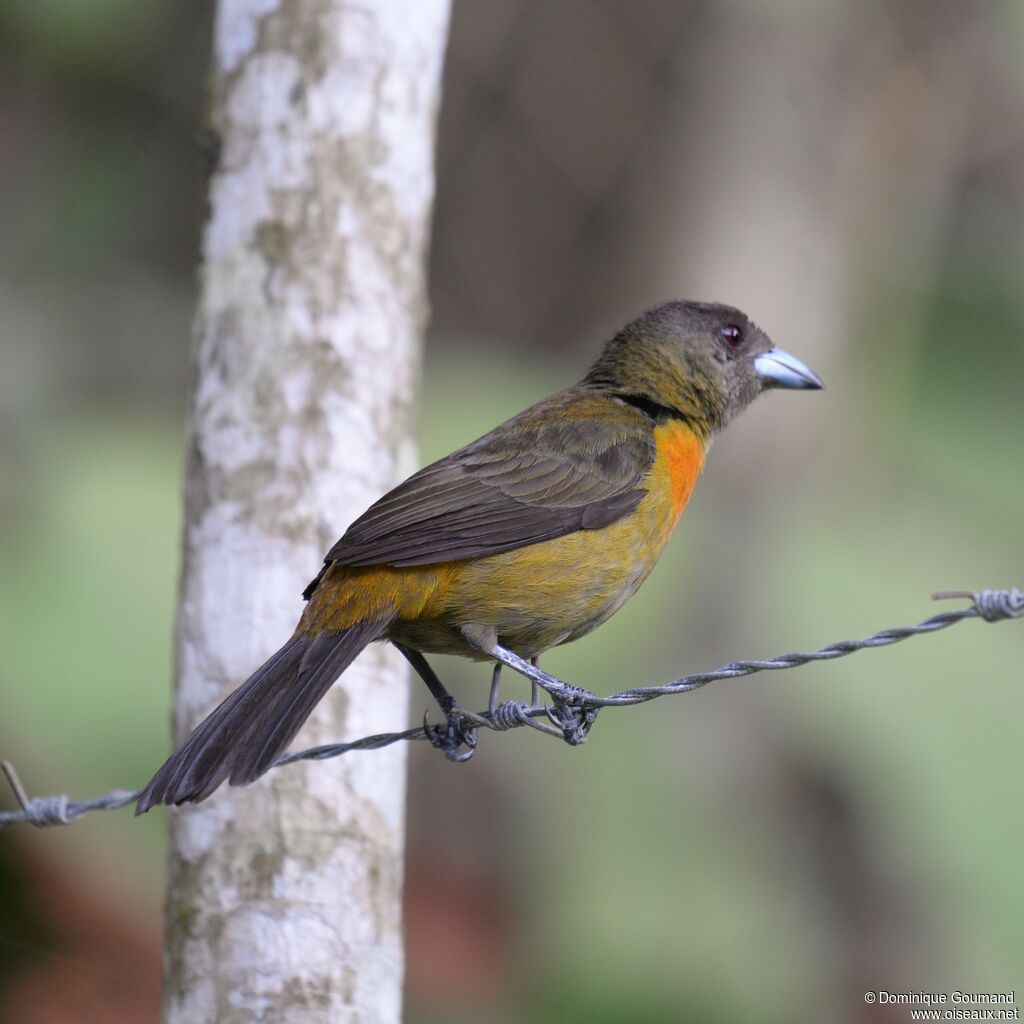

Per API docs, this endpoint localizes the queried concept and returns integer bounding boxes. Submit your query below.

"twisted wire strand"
[2,588,1020,830]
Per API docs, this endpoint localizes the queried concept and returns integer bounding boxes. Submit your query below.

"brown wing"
[305,390,654,588]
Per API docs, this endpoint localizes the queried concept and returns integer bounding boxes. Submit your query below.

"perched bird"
[137,300,822,812]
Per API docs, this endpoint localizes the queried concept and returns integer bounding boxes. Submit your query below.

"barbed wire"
[1,588,1021,830]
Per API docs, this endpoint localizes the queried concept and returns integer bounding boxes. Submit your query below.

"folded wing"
[305,391,654,588]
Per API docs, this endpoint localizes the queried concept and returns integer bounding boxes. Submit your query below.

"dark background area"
[1,2,1022,1021]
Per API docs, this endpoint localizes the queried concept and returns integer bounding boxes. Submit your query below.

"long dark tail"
[135,617,390,814]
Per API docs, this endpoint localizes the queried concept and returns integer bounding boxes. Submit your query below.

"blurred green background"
[1,2,1021,1022]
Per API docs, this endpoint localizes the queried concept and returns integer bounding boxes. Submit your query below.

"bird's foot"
[545,688,600,746]
[423,708,478,763]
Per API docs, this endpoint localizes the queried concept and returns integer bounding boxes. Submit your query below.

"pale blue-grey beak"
[754,347,824,390]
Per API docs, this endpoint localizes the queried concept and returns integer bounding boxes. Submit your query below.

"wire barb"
[2,759,137,828]
[933,587,1024,623]
[1,587,1020,830]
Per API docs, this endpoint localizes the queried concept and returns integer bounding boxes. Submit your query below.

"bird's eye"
[720,324,742,348]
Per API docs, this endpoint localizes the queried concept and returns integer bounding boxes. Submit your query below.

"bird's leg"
[488,662,502,717]
[394,642,454,712]
[473,639,579,703]
[393,642,477,763]
[458,629,601,746]
[481,659,565,740]
[498,645,599,745]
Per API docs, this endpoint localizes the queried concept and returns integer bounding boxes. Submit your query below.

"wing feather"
[311,390,655,577]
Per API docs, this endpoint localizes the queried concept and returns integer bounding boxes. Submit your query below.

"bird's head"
[583,301,823,439]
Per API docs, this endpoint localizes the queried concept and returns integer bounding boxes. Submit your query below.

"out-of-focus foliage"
[1,2,1022,1023]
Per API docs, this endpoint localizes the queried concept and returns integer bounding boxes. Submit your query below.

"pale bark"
[165,2,451,1022]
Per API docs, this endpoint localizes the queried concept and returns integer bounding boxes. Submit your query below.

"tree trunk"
[164,2,451,1022]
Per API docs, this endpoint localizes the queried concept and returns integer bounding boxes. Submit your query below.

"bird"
[136,300,823,812]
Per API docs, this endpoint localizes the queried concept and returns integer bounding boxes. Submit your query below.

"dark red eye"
[720,324,742,347]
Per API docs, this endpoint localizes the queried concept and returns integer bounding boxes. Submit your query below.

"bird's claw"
[545,693,600,746]
[422,708,478,763]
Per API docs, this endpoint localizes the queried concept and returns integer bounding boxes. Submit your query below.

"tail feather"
[135,618,390,814]
[237,631,375,785]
